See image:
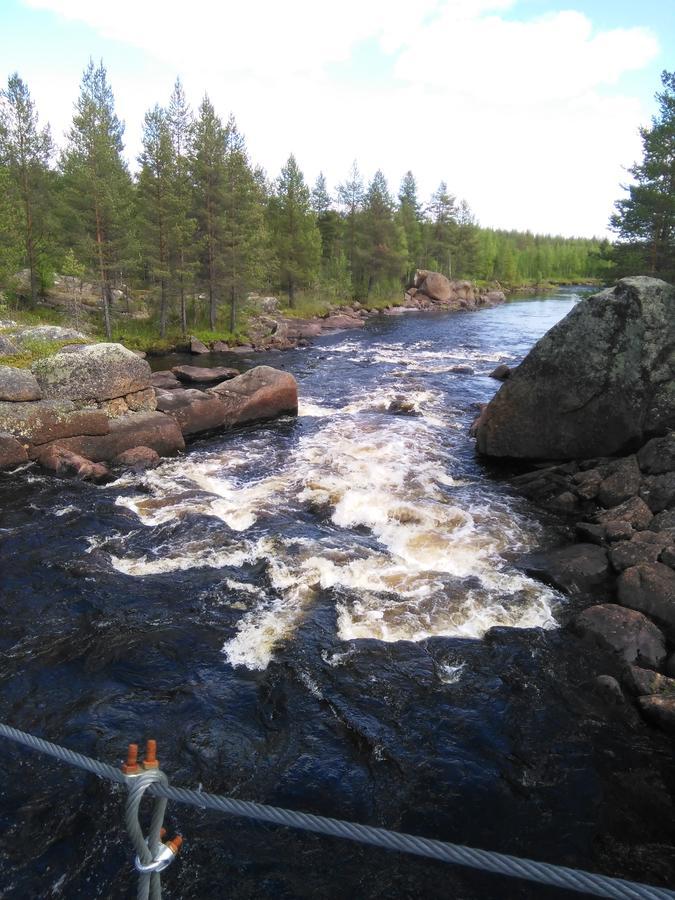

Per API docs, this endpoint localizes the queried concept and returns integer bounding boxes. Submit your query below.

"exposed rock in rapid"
[518,543,610,594]
[0,366,42,402]
[156,388,228,436]
[38,444,110,482]
[112,446,160,471]
[474,277,675,459]
[572,604,666,668]
[489,364,511,381]
[171,365,239,384]
[207,365,298,426]
[0,432,27,468]
[37,411,185,462]
[0,399,109,445]
[32,343,151,402]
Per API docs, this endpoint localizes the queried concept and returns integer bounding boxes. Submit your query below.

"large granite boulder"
[156,388,228,436]
[572,603,666,668]
[415,270,453,302]
[0,432,27,469]
[32,343,151,402]
[13,325,88,346]
[0,400,109,445]
[207,366,298,426]
[474,277,675,459]
[618,562,675,630]
[0,366,42,401]
[518,543,610,594]
[35,411,185,461]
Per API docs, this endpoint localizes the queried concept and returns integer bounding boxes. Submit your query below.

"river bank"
[1,286,673,898]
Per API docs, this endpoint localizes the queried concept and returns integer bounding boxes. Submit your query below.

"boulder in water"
[156,388,228,436]
[112,446,161,471]
[38,444,110,482]
[171,365,239,384]
[207,365,298,425]
[618,562,675,630]
[0,432,27,468]
[474,277,675,459]
[189,336,210,354]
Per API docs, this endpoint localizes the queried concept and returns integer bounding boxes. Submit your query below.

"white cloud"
[20,0,661,236]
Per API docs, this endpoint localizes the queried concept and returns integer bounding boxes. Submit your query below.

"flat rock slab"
[0,400,109,446]
[171,365,239,384]
[0,432,27,468]
[320,315,364,330]
[207,365,298,426]
[39,411,185,461]
[156,388,228,436]
[0,366,42,401]
[33,343,151,402]
[518,543,609,595]
[624,666,675,696]
[572,603,666,668]
[151,371,182,391]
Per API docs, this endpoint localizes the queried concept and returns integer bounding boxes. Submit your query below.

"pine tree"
[60,59,133,338]
[166,77,194,336]
[0,73,53,304]
[397,170,423,282]
[426,181,457,276]
[610,70,675,281]
[221,115,267,333]
[137,104,173,336]
[270,154,321,306]
[190,95,227,330]
[357,169,406,296]
[311,171,341,263]
[337,160,364,279]
[453,199,479,278]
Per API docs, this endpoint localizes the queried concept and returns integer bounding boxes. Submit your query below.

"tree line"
[0,60,615,339]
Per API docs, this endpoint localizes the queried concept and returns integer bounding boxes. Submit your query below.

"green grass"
[0,337,89,369]
[0,303,67,330]
[109,317,249,354]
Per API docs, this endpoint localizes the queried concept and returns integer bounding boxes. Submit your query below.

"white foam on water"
[106,343,560,670]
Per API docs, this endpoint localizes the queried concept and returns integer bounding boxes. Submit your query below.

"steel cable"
[1,722,673,900]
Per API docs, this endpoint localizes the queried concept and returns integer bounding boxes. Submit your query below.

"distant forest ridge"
[1,60,659,340]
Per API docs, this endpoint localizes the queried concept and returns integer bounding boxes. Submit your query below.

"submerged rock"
[38,444,110,482]
[474,277,675,459]
[32,343,151,402]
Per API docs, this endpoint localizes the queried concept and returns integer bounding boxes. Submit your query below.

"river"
[1,289,673,898]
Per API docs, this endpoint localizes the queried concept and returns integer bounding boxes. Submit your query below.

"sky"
[0,0,672,238]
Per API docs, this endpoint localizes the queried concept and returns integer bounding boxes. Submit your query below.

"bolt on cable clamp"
[134,836,183,874]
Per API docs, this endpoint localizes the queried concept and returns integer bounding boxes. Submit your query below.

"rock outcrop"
[474,277,674,459]
[33,343,151,402]
[171,365,239,384]
[0,366,42,402]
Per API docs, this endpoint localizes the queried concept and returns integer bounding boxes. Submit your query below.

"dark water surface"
[1,290,674,898]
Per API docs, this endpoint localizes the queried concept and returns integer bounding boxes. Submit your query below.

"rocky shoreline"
[0,344,297,480]
[473,276,675,738]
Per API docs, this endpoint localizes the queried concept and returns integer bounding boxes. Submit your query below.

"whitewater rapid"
[93,334,562,671]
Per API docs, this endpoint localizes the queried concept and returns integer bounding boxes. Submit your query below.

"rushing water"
[1,290,674,899]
